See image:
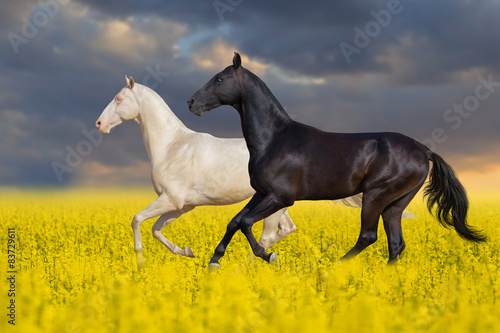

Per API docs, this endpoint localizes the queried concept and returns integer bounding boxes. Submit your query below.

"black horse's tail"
[423,151,487,243]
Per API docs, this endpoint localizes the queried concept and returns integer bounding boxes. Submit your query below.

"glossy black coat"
[188,53,486,267]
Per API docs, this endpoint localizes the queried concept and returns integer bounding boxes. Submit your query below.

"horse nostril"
[187,99,194,106]
[96,120,101,127]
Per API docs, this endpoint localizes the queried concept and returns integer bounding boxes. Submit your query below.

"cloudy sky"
[1,0,499,191]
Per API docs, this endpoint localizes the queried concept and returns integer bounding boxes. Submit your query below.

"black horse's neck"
[235,71,292,155]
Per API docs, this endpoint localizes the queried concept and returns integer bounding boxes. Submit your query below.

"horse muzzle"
[95,119,111,134]
[187,99,205,117]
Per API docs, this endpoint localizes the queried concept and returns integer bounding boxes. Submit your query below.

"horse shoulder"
[149,133,197,190]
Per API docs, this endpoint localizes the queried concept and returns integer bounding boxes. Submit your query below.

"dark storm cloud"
[75,0,500,82]
[226,0,500,84]
[1,0,499,186]
[0,1,38,30]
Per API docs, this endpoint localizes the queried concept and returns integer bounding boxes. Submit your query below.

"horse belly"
[188,166,255,206]
[257,155,361,202]
[300,169,361,200]
[290,146,365,200]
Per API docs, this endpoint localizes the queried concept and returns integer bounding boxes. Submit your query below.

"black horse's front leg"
[209,218,241,270]
[208,193,265,269]
[239,194,286,263]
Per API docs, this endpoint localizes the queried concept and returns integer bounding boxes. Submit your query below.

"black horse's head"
[188,52,243,116]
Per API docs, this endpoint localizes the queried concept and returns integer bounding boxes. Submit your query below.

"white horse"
[95,76,367,269]
[96,76,299,269]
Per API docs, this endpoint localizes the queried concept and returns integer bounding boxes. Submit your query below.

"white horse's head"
[96,76,140,134]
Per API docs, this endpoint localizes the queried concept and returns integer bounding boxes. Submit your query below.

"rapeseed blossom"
[0,188,498,332]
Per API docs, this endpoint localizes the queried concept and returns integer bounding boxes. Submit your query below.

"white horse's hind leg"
[276,209,296,241]
[132,195,172,270]
[152,207,195,258]
[259,208,296,250]
[258,211,281,251]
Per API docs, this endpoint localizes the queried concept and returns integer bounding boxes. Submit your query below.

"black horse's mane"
[246,70,291,121]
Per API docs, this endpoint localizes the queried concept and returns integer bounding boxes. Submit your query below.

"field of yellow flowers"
[1,187,499,333]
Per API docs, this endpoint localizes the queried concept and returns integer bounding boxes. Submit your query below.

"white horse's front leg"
[259,208,296,250]
[132,195,172,270]
[152,207,195,258]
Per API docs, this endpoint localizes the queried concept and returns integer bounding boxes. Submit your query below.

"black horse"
[188,52,486,268]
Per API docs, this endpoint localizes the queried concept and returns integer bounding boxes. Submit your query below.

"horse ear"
[125,75,135,89]
[233,52,241,69]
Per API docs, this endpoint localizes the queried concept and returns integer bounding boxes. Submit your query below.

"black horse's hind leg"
[382,187,421,263]
[209,194,264,267]
[338,197,383,261]
[381,209,405,263]
[239,194,286,263]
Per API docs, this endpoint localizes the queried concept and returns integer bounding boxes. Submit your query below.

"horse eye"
[216,77,223,82]
[115,96,121,102]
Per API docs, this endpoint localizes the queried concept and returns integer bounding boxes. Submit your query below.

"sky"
[0,0,499,191]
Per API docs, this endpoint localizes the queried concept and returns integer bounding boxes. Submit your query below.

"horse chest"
[248,157,272,190]
[247,154,294,195]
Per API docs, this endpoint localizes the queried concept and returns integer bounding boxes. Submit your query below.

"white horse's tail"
[332,194,416,219]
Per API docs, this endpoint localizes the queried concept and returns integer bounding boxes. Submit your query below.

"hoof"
[269,252,278,265]
[208,263,221,271]
[184,246,195,258]
[136,254,147,270]
[335,257,346,264]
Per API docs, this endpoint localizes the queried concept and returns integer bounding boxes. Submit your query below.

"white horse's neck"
[133,84,191,164]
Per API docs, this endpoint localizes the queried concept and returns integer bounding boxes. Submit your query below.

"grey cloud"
[1,0,500,186]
